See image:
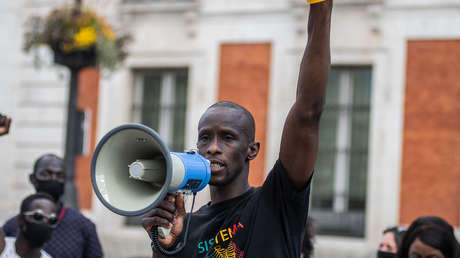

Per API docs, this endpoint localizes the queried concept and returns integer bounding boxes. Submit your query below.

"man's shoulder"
[2,216,19,237]
[3,216,18,227]
[271,159,286,173]
[264,158,312,190]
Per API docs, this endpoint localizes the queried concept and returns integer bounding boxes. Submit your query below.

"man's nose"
[207,138,221,154]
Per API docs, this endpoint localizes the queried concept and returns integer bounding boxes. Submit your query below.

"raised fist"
[0,113,12,137]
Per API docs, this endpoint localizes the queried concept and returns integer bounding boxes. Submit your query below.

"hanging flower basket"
[52,44,96,70]
[24,6,130,71]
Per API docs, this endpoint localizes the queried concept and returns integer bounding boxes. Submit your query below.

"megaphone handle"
[157,192,188,238]
[157,227,171,239]
[150,192,196,256]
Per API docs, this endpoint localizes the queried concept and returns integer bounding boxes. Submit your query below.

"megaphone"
[90,123,211,217]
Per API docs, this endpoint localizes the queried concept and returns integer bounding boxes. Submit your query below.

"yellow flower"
[74,26,97,47]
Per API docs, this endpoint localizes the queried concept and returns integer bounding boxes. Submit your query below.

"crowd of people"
[0,0,459,257]
[0,114,103,257]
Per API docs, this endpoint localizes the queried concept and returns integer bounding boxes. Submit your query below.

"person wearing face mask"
[0,193,57,258]
[2,154,103,258]
[377,226,405,258]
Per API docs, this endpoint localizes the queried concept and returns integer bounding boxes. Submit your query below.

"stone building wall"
[0,0,459,257]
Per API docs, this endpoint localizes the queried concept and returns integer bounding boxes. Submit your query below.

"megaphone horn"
[90,123,211,217]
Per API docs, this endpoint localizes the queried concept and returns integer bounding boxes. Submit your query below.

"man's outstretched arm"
[279,0,332,189]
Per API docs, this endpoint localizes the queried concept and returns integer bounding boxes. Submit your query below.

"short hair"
[20,193,56,215]
[205,101,256,142]
[33,154,64,175]
[382,226,405,246]
[398,216,459,258]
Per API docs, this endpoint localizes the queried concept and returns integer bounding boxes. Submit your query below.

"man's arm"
[279,0,332,189]
[2,216,19,237]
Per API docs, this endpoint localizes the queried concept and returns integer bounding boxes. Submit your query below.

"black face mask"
[35,179,64,201]
[21,221,54,247]
[377,250,396,258]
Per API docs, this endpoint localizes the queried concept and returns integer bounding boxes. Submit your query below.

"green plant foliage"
[24,6,130,71]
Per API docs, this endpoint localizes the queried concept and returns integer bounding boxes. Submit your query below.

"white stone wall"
[0,0,70,220]
[1,0,459,257]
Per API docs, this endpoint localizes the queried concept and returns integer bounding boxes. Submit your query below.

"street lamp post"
[61,0,93,209]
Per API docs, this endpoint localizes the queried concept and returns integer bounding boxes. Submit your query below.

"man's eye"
[225,135,234,140]
[40,172,51,178]
[199,135,209,142]
[33,213,45,221]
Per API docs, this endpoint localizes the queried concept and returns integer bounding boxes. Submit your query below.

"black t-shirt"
[171,159,311,258]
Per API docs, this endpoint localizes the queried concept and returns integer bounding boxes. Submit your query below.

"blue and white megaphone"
[90,123,211,217]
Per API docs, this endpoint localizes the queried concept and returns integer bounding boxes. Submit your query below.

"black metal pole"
[62,68,80,209]
[73,0,82,15]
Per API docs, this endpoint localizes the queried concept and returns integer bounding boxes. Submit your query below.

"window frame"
[310,66,372,238]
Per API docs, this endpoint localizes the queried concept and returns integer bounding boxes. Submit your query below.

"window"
[310,66,372,237]
[126,68,188,225]
[132,68,188,152]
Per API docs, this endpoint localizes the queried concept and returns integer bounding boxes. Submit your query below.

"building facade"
[0,0,459,257]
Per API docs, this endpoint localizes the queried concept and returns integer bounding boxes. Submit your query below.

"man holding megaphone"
[140,0,334,257]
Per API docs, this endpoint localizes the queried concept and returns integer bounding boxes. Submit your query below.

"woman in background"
[397,216,459,258]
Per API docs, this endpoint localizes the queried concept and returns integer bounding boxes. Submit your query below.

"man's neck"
[15,234,42,258]
[209,180,251,204]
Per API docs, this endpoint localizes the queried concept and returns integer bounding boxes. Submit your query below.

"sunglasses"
[23,210,58,226]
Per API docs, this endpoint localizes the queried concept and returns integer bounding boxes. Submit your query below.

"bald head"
[199,101,255,142]
[33,154,64,175]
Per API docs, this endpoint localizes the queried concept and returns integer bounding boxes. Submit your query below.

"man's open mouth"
[209,160,225,171]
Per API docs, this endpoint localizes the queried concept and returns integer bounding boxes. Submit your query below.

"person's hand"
[142,193,186,249]
[0,114,12,137]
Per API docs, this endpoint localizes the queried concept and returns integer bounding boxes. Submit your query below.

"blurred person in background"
[397,216,459,258]
[2,154,104,258]
[378,226,405,258]
[301,218,315,258]
[0,113,12,137]
[0,193,58,258]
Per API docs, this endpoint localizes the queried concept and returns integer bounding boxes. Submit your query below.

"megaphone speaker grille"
[91,124,172,216]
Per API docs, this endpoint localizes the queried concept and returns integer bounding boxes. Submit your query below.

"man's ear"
[17,215,24,229]
[247,142,260,161]
[29,174,38,190]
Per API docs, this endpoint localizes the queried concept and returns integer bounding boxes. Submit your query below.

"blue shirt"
[2,204,103,258]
